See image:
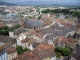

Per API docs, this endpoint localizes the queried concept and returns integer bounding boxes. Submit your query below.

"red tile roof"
[57,36,76,48]
[19,51,40,60]
[36,43,54,50]
[6,47,17,54]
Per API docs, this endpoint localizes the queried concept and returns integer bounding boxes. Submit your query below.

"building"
[0,47,8,60]
[70,53,80,60]
[66,37,76,49]
[36,48,56,60]
[55,36,76,49]
[36,43,54,50]
[55,36,67,48]
[33,43,56,60]
[25,20,43,32]
[0,35,17,48]
[0,22,5,27]
[0,7,4,12]
[6,47,18,60]
[17,34,33,50]
[9,28,27,39]
[75,34,80,46]
[18,51,40,60]
[75,24,80,46]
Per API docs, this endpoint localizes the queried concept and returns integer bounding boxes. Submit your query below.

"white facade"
[50,56,56,60]
[17,34,33,50]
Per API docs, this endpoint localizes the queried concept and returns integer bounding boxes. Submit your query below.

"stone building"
[25,20,43,32]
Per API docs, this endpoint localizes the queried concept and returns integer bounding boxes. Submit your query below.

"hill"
[0,1,16,6]
[15,1,80,6]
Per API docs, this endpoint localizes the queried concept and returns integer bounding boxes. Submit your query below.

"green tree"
[55,47,71,56]
[38,15,42,20]
[56,52,62,58]
[16,46,30,55]
[62,47,71,56]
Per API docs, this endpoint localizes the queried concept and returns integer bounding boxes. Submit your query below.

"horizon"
[0,0,80,3]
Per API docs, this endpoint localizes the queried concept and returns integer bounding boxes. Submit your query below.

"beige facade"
[7,52,18,60]
[42,57,50,60]
[7,47,18,60]
[9,31,19,39]
[77,29,80,34]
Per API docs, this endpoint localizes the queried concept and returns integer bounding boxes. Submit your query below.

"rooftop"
[71,53,80,60]
[19,51,40,60]
[36,48,55,60]
[6,47,17,54]
[36,43,54,50]
[0,35,16,45]
[25,20,43,27]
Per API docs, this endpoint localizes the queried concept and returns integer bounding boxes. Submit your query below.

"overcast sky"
[0,0,80,3]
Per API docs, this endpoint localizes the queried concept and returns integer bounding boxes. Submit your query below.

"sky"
[0,0,80,3]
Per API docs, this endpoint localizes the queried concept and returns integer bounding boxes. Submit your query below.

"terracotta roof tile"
[6,47,17,54]
[36,43,54,50]
[19,51,40,60]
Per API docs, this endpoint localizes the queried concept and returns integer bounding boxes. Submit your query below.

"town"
[0,5,80,60]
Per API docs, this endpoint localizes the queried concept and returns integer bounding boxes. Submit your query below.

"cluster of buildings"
[0,6,80,60]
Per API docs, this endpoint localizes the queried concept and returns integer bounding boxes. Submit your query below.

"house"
[75,34,80,46]
[0,35,17,48]
[9,28,28,39]
[34,43,56,60]
[38,22,76,39]
[6,13,18,17]
[6,47,18,60]
[36,48,56,60]
[55,36,67,48]
[0,7,4,12]
[25,20,43,32]
[42,14,49,18]
[17,34,33,50]
[70,53,80,60]
[66,37,76,49]
[0,46,8,60]
[18,51,40,60]
[56,36,76,49]
[75,24,80,46]
[52,18,75,27]
[36,43,54,50]
[43,19,52,26]
[49,14,56,18]
[0,22,5,27]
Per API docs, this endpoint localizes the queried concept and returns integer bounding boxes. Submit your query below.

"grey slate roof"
[63,53,80,60]
[39,23,76,40]
[25,20,43,27]
[0,35,16,45]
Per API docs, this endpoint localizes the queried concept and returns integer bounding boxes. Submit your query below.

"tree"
[56,52,62,58]
[55,47,71,56]
[23,48,30,51]
[38,15,42,20]
[16,46,24,54]
[17,49,23,54]
[62,47,71,56]
[16,46,30,55]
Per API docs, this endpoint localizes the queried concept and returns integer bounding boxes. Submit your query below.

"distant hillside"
[15,1,80,6]
[0,1,80,6]
[0,1,16,6]
[15,1,49,6]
